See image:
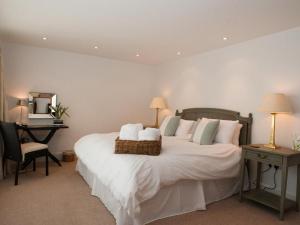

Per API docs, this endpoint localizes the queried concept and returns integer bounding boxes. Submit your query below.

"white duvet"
[74,133,241,217]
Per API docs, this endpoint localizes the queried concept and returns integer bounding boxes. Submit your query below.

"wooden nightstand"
[143,125,158,128]
[239,144,300,220]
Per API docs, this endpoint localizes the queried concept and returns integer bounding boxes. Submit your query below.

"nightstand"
[143,125,158,128]
[239,144,300,220]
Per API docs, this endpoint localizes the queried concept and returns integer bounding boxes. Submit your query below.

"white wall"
[3,27,300,199]
[156,27,300,199]
[3,43,157,155]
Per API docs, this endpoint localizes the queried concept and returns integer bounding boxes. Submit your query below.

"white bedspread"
[74,133,241,217]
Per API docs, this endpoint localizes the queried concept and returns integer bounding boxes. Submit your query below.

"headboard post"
[175,108,253,145]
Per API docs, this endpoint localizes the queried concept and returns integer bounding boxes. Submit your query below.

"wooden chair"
[0,122,49,185]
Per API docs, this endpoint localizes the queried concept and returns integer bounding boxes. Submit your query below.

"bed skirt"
[76,159,240,225]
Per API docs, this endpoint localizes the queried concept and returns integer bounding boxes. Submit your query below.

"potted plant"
[49,103,70,124]
[293,134,300,151]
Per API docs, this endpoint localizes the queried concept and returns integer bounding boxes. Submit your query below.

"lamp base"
[263,143,278,150]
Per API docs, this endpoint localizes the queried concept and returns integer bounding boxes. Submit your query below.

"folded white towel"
[119,123,143,141]
[145,128,161,138]
[138,128,160,141]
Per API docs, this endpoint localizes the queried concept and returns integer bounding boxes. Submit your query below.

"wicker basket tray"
[115,136,161,156]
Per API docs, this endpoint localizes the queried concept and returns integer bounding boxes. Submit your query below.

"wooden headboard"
[175,108,253,145]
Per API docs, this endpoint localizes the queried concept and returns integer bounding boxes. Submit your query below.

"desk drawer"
[245,150,282,165]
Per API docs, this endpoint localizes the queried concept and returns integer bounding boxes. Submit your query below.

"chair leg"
[45,149,49,176]
[2,157,6,178]
[15,162,20,185]
[33,158,36,171]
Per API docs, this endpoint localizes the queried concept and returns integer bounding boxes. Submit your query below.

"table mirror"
[28,92,57,119]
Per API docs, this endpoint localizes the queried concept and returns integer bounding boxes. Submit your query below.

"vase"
[292,135,300,151]
[53,119,64,124]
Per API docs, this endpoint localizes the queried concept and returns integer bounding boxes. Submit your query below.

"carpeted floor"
[0,161,299,225]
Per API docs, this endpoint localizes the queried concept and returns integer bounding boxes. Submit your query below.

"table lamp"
[259,93,292,149]
[16,99,27,124]
[150,97,167,128]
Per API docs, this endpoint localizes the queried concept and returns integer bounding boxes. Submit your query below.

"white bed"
[74,108,253,225]
[75,133,240,225]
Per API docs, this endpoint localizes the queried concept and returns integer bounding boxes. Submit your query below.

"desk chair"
[0,122,49,185]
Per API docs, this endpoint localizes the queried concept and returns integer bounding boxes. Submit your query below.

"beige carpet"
[0,161,299,225]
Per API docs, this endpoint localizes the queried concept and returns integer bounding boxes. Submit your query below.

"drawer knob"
[257,153,267,159]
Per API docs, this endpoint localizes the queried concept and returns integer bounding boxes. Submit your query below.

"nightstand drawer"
[245,150,282,165]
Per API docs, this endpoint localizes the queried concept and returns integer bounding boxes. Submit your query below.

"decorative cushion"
[175,119,195,138]
[191,118,220,145]
[232,124,243,146]
[189,118,201,140]
[160,116,180,136]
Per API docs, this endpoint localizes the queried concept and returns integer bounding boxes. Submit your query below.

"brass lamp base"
[263,143,277,150]
[154,108,159,128]
[265,113,278,150]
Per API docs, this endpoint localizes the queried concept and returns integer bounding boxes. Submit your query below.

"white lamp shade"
[150,97,167,109]
[16,99,27,107]
[258,93,292,113]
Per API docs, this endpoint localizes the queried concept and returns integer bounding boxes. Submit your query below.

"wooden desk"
[240,144,300,220]
[18,124,69,168]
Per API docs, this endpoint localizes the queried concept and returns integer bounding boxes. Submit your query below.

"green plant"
[49,103,70,119]
[292,134,300,151]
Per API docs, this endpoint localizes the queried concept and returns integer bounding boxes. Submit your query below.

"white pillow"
[232,124,243,146]
[190,118,201,133]
[214,119,239,144]
[175,119,195,138]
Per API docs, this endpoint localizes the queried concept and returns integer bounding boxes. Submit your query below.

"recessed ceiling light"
[223,37,228,41]
[136,53,140,57]
[42,37,47,40]
[177,51,181,56]
[94,46,99,49]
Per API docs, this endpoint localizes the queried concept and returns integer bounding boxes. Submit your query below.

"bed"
[74,108,253,225]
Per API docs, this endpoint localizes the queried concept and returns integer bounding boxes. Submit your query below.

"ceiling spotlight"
[136,53,140,57]
[42,37,47,40]
[223,37,228,41]
[177,51,181,56]
[94,46,99,49]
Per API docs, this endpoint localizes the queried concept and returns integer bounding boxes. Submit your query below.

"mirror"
[28,92,57,119]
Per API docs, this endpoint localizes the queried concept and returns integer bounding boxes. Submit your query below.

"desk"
[18,124,69,168]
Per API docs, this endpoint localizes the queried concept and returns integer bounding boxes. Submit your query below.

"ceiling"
[1,0,300,65]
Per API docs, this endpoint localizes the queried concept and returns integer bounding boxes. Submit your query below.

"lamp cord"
[263,167,278,191]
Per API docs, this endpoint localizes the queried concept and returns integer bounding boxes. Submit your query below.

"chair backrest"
[0,122,22,162]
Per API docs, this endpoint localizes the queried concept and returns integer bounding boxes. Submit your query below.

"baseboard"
[36,150,72,161]
[51,152,63,160]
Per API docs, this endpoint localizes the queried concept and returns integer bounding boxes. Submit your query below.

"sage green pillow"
[192,118,220,145]
[160,116,180,136]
